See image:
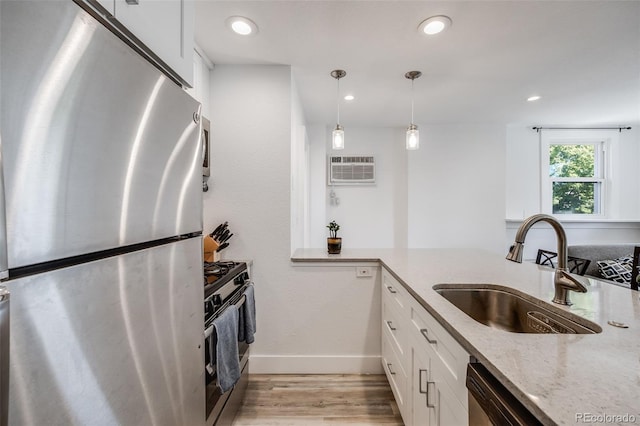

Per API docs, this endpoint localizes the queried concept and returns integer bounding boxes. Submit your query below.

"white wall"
[408,124,507,254]
[290,76,308,253]
[253,263,383,374]
[305,124,507,254]
[307,124,328,246]
[307,126,408,248]
[607,126,640,218]
[306,124,506,253]
[505,124,640,259]
[505,125,541,220]
[205,65,382,373]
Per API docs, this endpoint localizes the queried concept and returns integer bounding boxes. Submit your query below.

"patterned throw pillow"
[597,255,633,284]
[616,255,634,266]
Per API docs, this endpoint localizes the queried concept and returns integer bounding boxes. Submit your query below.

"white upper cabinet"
[186,48,212,117]
[112,0,194,87]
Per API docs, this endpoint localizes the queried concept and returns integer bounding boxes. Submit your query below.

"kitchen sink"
[433,284,601,334]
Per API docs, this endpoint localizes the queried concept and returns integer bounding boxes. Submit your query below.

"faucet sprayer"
[507,214,587,306]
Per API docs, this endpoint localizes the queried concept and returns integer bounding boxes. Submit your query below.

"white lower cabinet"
[381,267,469,426]
[382,326,409,416]
[411,335,468,426]
[382,278,410,420]
[411,342,432,425]
[431,366,468,426]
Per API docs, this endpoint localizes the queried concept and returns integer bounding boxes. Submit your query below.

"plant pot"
[327,237,342,254]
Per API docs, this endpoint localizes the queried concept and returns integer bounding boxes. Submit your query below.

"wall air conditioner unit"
[328,155,375,185]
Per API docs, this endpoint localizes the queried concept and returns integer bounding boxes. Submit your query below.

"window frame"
[540,132,611,219]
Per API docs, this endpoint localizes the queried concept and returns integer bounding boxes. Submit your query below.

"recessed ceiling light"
[226,16,258,36]
[527,95,541,102]
[418,15,452,35]
[344,94,355,101]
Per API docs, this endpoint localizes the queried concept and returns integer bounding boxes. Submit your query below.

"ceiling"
[194,1,640,128]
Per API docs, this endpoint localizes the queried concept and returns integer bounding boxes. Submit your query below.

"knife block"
[203,235,220,262]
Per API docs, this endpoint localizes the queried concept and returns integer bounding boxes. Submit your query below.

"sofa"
[567,244,639,289]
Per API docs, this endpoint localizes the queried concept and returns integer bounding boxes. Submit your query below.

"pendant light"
[330,69,346,150]
[405,71,422,150]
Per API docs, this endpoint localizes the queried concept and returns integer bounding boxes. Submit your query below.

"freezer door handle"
[0,286,9,426]
[0,133,9,281]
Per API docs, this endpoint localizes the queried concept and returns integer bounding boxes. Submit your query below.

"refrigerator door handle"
[0,286,9,426]
[0,133,8,281]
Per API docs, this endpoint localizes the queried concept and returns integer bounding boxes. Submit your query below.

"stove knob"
[235,271,249,285]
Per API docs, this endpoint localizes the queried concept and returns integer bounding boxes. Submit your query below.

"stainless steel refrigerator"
[0,1,205,425]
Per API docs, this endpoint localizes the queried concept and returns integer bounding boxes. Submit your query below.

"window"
[541,132,610,217]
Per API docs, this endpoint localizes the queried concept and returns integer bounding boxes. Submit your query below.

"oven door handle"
[204,324,215,339]
[235,294,247,309]
[204,293,248,338]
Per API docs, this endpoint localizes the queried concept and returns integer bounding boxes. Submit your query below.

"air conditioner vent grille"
[328,155,375,185]
[331,156,374,164]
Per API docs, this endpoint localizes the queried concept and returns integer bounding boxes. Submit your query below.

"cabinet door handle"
[426,381,436,408]
[386,363,396,375]
[420,328,437,344]
[419,369,428,395]
[386,286,397,294]
[125,0,139,4]
[386,320,396,331]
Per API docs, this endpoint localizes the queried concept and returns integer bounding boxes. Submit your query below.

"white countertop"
[292,248,640,426]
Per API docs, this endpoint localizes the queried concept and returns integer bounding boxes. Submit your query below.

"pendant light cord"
[411,78,415,125]
[336,77,341,125]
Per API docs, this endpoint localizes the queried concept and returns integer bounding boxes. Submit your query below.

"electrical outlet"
[356,266,373,277]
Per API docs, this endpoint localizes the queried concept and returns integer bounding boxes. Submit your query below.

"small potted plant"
[326,220,342,254]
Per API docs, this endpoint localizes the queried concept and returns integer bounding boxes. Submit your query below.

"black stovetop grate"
[203,260,247,298]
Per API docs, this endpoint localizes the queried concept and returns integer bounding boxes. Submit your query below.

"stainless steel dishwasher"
[467,363,543,426]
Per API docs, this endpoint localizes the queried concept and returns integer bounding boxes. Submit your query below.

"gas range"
[202,259,253,424]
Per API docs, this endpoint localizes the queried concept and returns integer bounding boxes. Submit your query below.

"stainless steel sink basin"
[433,284,601,334]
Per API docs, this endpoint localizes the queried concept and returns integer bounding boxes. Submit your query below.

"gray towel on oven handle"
[213,305,240,393]
[239,283,256,344]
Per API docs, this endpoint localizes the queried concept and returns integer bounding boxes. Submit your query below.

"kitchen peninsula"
[292,248,640,425]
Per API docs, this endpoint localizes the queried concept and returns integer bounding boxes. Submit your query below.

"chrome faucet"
[506,214,587,306]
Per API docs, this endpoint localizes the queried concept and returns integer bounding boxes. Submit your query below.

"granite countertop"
[292,248,640,426]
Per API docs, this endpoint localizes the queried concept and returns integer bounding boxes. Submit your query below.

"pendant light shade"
[330,69,346,150]
[332,124,344,150]
[405,71,422,150]
[406,124,419,150]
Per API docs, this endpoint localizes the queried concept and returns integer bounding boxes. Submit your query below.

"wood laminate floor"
[232,374,404,425]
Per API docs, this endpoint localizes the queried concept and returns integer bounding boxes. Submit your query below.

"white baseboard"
[248,355,384,374]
